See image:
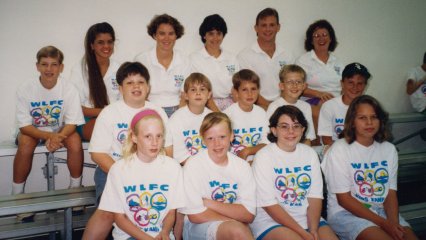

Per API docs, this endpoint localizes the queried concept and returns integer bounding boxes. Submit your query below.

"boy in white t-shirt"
[266,64,316,145]
[83,61,168,239]
[318,62,371,152]
[165,72,212,165]
[224,69,268,161]
[406,51,426,113]
[13,46,85,221]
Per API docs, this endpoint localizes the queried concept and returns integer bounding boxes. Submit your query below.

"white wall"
[1,0,425,142]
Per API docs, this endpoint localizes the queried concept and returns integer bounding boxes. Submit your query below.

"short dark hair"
[147,14,184,39]
[116,62,150,86]
[423,51,426,64]
[267,105,308,143]
[304,19,338,52]
[342,95,390,144]
[199,14,228,43]
[37,46,64,64]
[256,8,279,25]
[232,69,260,90]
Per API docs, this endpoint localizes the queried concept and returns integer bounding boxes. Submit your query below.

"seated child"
[165,72,212,164]
[13,46,84,220]
[224,69,268,161]
[321,95,418,240]
[406,51,426,113]
[266,64,316,145]
[98,109,185,239]
[83,62,168,239]
[251,105,338,240]
[181,112,256,240]
[318,62,371,152]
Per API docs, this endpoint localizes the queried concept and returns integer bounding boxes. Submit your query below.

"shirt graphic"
[231,127,263,154]
[274,165,312,207]
[30,99,63,130]
[209,180,238,204]
[183,129,205,156]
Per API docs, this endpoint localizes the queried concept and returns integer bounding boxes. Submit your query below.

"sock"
[12,182,25,195]
[69,176,82,188]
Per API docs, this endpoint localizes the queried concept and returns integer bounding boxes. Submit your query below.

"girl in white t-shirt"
[70,22,121,141]
[98,109,185,240]
[321,95,418,240]
[181,112,256,240]
[251,105,337,240]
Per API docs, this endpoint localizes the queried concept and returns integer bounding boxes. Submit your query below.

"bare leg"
[82,118,97,141]
[216,220,254,240]
[318,225,339,240]
[262,226,303,240]
[82,209,114,240]
[356,226,393,240]
[403,227,419,240]
[63,132,83,178]
[13,133,38,184]
[173,212,184,240]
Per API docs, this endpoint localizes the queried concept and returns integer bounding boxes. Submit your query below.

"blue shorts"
[256,220,328,240]
[162,105,179,118]
[328,207,410,240]
[94,167,107,206]
[76,116,92,139]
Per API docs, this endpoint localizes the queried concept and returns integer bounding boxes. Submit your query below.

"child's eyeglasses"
[313,33,329,38]
[276,123,303,132]
[283,80,304,87]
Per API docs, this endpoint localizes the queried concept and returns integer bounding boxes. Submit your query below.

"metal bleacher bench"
[0,186,96,240]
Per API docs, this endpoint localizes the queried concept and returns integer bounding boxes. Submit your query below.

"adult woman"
[135,14,192,117]
[70,22,121,141]
[190,14,239,111]
[296,20,344,143]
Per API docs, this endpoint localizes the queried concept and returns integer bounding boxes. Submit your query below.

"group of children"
[12,42,419,240]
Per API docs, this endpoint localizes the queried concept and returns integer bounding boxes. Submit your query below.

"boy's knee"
[64,132,82,152]
[219,221,253,240]
[16,134,38,154]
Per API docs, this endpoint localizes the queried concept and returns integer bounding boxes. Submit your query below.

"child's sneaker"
[17,212,35,222]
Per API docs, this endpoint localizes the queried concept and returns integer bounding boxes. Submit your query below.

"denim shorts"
[94,167,107,206]
[183,217,226,240]
[162,105,179,118]
[328,207,410,240]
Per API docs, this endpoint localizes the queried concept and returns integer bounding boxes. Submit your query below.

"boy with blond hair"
[266,64,316,145]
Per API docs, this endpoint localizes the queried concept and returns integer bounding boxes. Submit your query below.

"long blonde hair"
[121,109,165,161]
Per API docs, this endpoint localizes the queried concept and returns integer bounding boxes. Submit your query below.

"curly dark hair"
[199,14,227,43]
[304,19,338,52]
[147,14,184,39]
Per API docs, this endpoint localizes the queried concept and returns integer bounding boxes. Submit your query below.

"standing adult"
[70,22,121,141]
[238,7,294,110]
[296,19,344,144]
[135,14,193,117]
[191,14,239,111]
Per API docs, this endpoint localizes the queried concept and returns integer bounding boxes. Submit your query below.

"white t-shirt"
[180,150,256,216]
[135,48,193,108]
[99,154,185,240]
[266,98,316,140]
[16,77,85,132]
[251,143,323,230]
[321,139,398,218]
[190,48,239,98]
[70,59,122,108]
[296,50,343,100]
[89,100,168,161]
[407,66,426,112]
[165,106,212,163]
[238,42,294,101]
[318,96,348,141]
[224,103,269,160]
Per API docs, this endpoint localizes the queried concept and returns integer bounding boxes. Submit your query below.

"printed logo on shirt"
[334,118,344,136]
[351,160,389,205]
[116,122,129,144]
[226,64,236,75]
[279,61,287,68]
[182,129,206,155]
[124,183,169,234]
[30,100,63,129]
[334,66,341,75]
[111,77,119,91]
[174,75,185,88]
[209,180,238,204]
[231,127,263,155]
[274,165,312,207]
